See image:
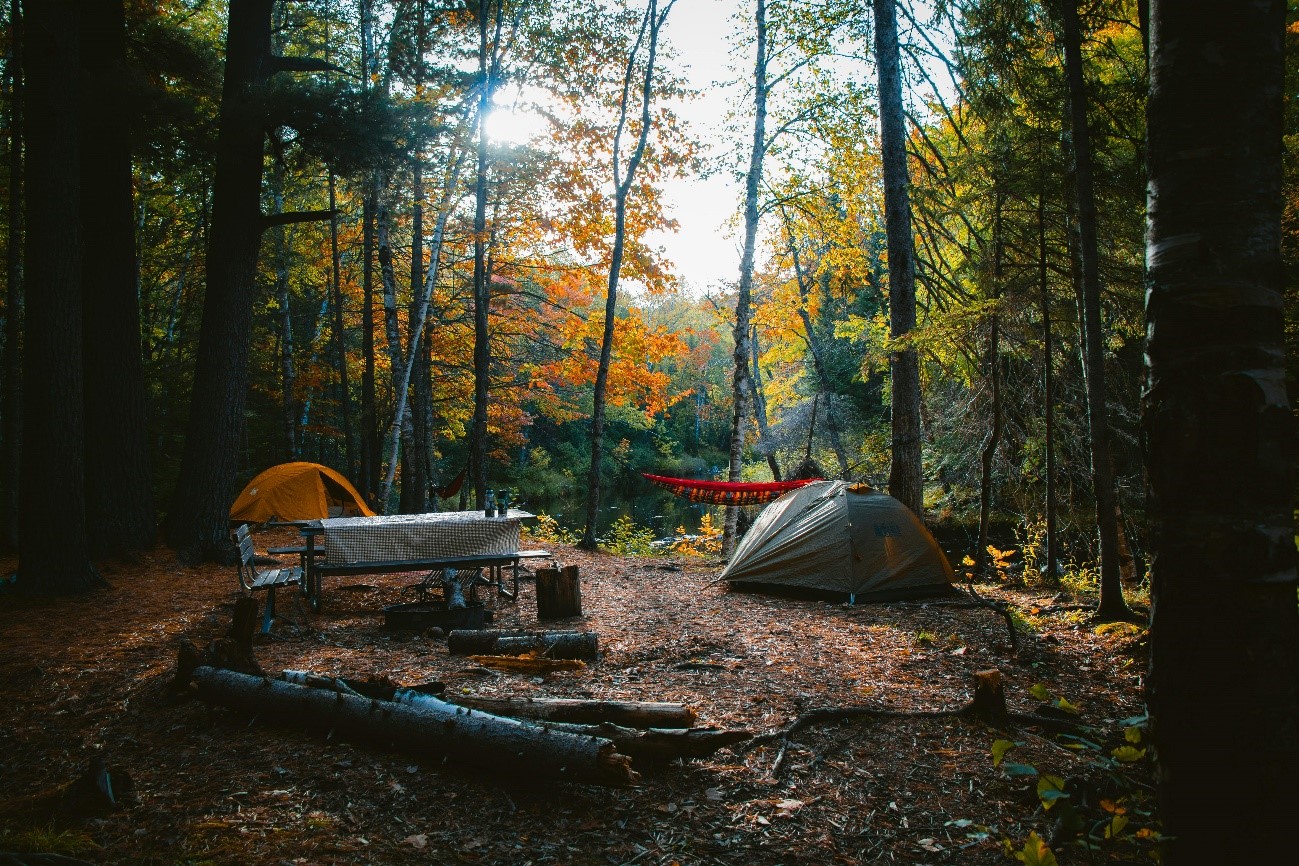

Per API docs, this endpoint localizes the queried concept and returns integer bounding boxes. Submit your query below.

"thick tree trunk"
[1144,1,1299,860]
[80,0,155,558]
[164,0,276,563]
[874,0,923,516]
[359,0,380,504]
[725,0,767,556]
[1,0,23,552]
[1058,0,1129,618]
[190,667,637,785]
[18,0,102,592]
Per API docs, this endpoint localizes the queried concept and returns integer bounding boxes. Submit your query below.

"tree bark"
[190,667,637,785]
[725,0,767,556]
[163,0,277,563]
[1057,0,1130,618]
[535,564,582,619]
[80,0,155,558]
[18,0,102,592]
[1,0,23,552]
[1037,166,1059,584]
[446,696,696,729]
[975,196,1003,577]
[1144,1,1299,860]
[874,0,923,516]
[327,172,354,477]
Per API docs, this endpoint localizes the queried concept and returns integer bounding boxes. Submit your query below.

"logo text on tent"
[874,523,902,538]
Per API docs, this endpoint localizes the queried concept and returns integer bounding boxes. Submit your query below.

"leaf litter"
[0,527,1152,863]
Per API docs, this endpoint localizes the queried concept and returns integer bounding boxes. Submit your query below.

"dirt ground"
[0,526,1155,864]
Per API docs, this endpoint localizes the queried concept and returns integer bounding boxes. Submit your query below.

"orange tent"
[229,462,375,523]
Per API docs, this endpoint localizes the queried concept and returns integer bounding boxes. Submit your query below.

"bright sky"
[648,0,748,295]
[486,0,749,296]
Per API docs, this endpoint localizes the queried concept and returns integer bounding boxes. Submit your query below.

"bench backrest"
[234,524,259,588]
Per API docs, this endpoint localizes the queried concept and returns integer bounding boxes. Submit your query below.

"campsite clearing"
[0,530,1152,864]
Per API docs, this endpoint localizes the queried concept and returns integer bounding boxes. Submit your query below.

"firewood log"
[447,629,598,660]
[446,695,697,729]
[190,666,636,786]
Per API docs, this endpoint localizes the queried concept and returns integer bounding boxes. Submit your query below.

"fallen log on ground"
[467,655,586,675]
[279,674,734,765]
[533,721,751,765]
[445,695,698,729]
[447,629,599,660]
[189,666,637,786]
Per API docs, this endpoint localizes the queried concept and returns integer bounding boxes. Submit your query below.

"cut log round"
[447,629,598,660]
[535,565,582,619]
[447,695,698,729]
[191,666,636,785]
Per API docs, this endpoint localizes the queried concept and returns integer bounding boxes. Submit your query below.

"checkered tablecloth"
[321,510,530,566]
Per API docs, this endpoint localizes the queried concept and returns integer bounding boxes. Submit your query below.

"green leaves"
[1007,832,1059,866]
[991,738,1018,768]
[1036,774,1068,810]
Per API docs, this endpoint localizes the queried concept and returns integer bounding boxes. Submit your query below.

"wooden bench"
[234,524,303,633]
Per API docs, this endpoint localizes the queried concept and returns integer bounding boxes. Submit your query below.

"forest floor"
[0,526,1156,865]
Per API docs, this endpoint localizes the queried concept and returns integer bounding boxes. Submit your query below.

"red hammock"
[641,473,821,506]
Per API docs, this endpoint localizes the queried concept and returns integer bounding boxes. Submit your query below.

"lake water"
[518,486,715,540]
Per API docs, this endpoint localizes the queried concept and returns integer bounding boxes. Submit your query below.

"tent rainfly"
[720,480,955,602]
[230,462,375,523]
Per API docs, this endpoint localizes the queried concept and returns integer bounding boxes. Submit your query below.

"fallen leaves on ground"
[0,528,1152,864]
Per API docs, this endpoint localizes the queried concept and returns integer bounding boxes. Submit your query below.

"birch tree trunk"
[724,0,767,556]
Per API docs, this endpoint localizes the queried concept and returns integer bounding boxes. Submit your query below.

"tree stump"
[969,668,1010,725]
[536,565,581,620]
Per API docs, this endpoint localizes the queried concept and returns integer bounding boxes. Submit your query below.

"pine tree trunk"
[1,0,23,553]
[79,0,155,558]
[1144,1,1299,859]
[874,0,923,517]
[164,0,276,563]
[1058,0,1129,618]
[18,0,102,592]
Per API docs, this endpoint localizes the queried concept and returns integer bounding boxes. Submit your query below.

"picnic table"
[298,510,541,612]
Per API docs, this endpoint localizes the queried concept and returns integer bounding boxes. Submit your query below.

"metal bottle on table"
[485,490,497,518]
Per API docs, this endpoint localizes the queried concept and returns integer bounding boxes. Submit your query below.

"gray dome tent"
[720,481,955,602]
